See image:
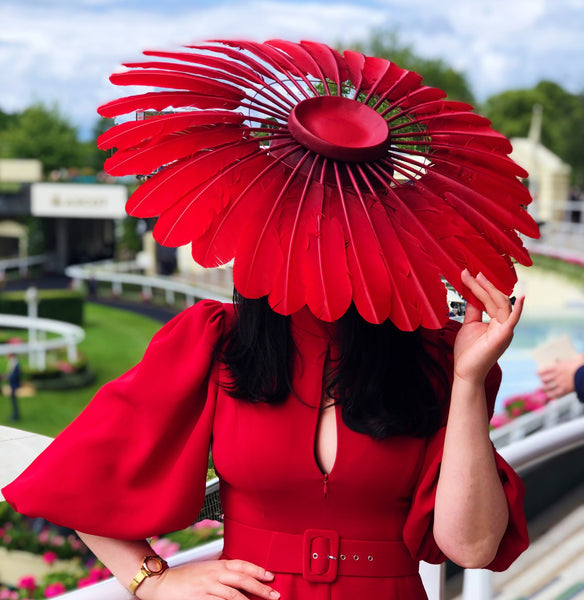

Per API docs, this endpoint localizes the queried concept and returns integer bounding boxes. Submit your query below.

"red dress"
[3,300,528,599]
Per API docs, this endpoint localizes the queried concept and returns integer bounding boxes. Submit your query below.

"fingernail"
[270,591,280,599]
[265,571,275,579]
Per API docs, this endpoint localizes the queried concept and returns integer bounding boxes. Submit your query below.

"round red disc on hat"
[287,95,391,163]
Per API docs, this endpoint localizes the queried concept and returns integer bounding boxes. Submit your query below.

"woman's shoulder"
[146,299,236,352]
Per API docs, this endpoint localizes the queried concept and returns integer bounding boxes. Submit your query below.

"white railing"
[461,415,584,599]
[65,261,232,306]
[46,414,584,600]
[0,314,85,369]
[490,394,584,448]
[0,254,53,277]
[1,414,583,599]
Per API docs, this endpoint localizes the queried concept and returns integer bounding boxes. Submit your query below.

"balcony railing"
[2,414,582,600]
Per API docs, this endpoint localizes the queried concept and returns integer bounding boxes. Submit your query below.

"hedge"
[0,289,84,325]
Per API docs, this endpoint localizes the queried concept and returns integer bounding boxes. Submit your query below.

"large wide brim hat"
[98,39,539,330]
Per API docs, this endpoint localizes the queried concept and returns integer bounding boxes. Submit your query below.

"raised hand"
[453,269,524,386]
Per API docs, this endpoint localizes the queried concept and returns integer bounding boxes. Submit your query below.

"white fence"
[47,414,584,600]
[65,261,232,306]
[0,254,53,277]
[490,393,584,448]
[0,314,84,369]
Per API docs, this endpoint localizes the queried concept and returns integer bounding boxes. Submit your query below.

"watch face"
[144,556,167,575]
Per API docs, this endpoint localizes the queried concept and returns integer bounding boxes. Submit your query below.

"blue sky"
[1,0,583,139]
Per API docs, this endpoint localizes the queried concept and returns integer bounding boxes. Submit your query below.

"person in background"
[6,353,21,420]
[538,354,584,403]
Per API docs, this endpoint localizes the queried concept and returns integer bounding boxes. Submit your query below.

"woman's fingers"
[221,561,279,599]
[461,269,520,323]
[224,560,275,581]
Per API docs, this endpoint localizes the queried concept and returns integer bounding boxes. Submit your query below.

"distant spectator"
[6,354,21,420]
[538,354,584,403]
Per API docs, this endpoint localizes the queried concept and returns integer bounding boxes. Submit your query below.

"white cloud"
[1,0,582,139]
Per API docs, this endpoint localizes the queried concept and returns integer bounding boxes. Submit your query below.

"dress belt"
[222,518,419,583]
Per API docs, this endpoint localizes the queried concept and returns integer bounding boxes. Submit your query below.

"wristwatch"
[128,555,169,595]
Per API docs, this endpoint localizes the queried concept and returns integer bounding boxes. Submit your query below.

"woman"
[3,39,535,599]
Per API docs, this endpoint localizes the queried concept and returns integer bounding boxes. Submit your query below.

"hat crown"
[287,95,391,163]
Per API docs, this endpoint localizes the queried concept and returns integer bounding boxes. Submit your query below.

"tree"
[0,109,14,132]
[348,30,476,104]
[0,103,85,174]
[83,116,115,174]
[484,82,584,184]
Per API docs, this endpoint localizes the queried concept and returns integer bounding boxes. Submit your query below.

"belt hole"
[312,552,318,559]
[353,554,359,561]
[368,555,374,561]
[340,554,346,560]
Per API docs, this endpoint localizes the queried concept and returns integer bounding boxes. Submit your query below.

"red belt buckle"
[302,529,340,583]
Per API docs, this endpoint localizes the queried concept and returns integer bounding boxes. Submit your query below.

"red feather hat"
[98,39,539,330]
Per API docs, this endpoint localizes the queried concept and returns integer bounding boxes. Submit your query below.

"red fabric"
[3,300,528,598]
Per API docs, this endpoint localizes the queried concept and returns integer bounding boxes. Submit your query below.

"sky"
[1,0,583,140]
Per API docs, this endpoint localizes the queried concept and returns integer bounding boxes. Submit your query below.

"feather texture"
[97,39,539,328]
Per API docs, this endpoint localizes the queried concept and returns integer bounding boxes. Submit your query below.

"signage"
[31,183,128,219]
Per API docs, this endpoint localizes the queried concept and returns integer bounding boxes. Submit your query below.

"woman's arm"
[433,270,524,568]
[76,531,280,600]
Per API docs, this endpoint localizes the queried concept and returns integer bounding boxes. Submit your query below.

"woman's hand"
[140,559,280,600]
[453,270,524,386]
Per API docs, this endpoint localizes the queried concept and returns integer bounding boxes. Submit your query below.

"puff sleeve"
[402,320,529,571]
[2,299,227,540]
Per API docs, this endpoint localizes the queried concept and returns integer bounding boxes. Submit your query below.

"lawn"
[0,303,162,437]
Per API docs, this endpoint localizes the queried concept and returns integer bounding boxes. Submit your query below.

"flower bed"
[0,502,223,598]
[490,388,550,429]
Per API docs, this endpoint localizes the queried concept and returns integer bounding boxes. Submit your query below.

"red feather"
[109,70,245,100]
[331,165,392,324]
[98,91,242,117]
[105,125,245,176]
[302,183,352,321]
[97,111,244,151]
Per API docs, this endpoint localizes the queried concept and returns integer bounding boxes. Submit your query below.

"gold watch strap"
[129,555,169,595]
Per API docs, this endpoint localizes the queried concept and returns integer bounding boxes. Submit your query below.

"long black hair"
[221,290,449,439]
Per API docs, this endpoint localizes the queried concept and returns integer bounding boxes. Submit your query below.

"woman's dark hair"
[221,290,449,439]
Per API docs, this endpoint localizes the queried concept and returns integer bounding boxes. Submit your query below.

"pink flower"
[490,413,511,429]
[18,576,36,592]
[42,551,58,565]
[3,535,12,544]
[44,582,66,597]
[50,535,65,547]
[193,519,223,530]
[151,537,180,558]
[71,538,85,551]
[38,529,50,544]
[76,577,93,589]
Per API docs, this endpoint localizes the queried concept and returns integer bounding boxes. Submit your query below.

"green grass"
[532,253,584,285]
[0,303,161,436]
